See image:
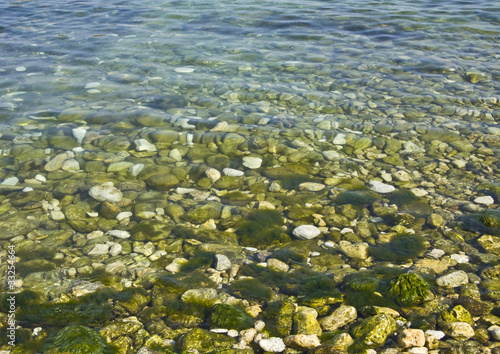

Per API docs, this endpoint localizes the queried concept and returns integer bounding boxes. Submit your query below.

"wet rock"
[89,182,123,203]
[351,313,396,349]
[242,156,262,169]
[178,328,235,352]
[284,334,321,350]
[187,202,222,224]
[258,337,286,353]
[293,307,322,336]
[146,174,180,190]
[477,235,500,255]
[443,322,475,341]
[292,225,321,240]
[338,241,369,259]
[319,305,357,331]
[475,196,495,205]
[214,254,231,271]
[436,270,468,287]
[397,328,425,348]
[0,214,40,239]
[439,305,474,327]
[267,258,289,272]
[45,151,74,171]
[369,180,395,194]
[134,138,157,152]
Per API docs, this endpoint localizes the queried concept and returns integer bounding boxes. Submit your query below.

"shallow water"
[1,0,500,352]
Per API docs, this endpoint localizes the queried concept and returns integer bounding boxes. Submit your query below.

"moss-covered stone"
[178,328,236,352]
[230,278,273,302]
[114,288,150,314]
[42,325,117,354]
[187,202,222,224]
[387,273,430,306]
[208,303,254,330]
[369,234,426,263]
[438,305,475,327]
[238,209,289,247]
[265,298,295,336]
[351,313,396,349]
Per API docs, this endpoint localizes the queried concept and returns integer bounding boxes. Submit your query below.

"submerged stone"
[351,313,396,349]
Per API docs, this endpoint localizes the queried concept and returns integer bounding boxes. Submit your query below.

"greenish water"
[1,0,500,352]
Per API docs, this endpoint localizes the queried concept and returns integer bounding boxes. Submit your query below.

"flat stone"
[0,215,40,240]
[89,182,123,203]
[205,168,221,183]
[443,322,475,341]
[319,305,357,331]
[87,244,110,256]
[397,328,425,348]
[107,230,131,239]
[293,225,321,240]
[214,254,231,271]
[283,334,321,350]
[450,254,469,264]
[323,150,341,161]
[299,182,325,192]
[259,337,286,353]
[44,151,74,171]
[425,330,445,340]
[267,258,289,272]
[1,177,19,186]
[72,127,87,144]
[369,180,395,194]
[242,156,262,169]
[436,270,468,287]
[333,133,347,145]
[223,168,244,177]
[475,196,494,205]
[61,158,80,171]
[338,241,369,259]
[134,138,157,152]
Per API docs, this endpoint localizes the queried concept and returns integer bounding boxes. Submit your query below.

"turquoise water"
[1,0,500,352]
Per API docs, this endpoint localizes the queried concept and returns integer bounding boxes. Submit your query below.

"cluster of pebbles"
[0,96,499,353]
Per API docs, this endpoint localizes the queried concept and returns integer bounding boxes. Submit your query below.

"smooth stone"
[61,158,80,171]
[436,270,468,287]
[0,215,40,240]
[425,330,445,340]
[223,168,244,177]
[116,211,133,221]
[134,138,157,152]
[323,150,341,161]
[107,230,131,239]
[205,168,221,183]
[299,182,325,192]
[242,156,262,169]
[165,258,188,273]
[293,225,321,240]
[50,210,66,221]
[72,127,87,144]
[267,258,289,273]
[397,329,425,348]
[108,161,134,172]
[129,164,144,177]
[443,322,475,341]
[109,243,122,256]
[283,334,321,350]
[87,243,110,256]
[319,305,357,331]
[259,337,286,353]
[44,151,74,171]
[450,254,469,264]
[333,133,347,145]
[15,66,26,72]
[214,254,231,271]
[2,177,19,186]
[174,66,195,73]
[89,182,123,203]
[426,248,445,259]
[133,242,155,257]
[169,149,182,161]
[369,180,395,194]
[489,325,500,341]
[338,241,369,259]
[34,174,47,183]
[475,196,494,205]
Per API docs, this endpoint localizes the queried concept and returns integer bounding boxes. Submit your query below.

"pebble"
[299,182,325,191]
[50,210,66,221]
[443,322,475,340]
[223,168,245,177]
[134,138,157,152]
[450,254,469,264]
[369,180,395,193]
[61,158,80,171]
[292,225,321,240]
[44,151,74,172]
[107,230,131,239]
[242,156,262,169]
[214,254,231,271]
[323,150,341,161]
[34,174,47,183]
[436,270,468,287]
[72,127,87,144]
[116,211,132,221]
[87,244,110,256]
[319,305,357,331]
[169,149,182,161]
[258,337,286,353]
[205,168,221,183]
[89,182,123,203]
[397,328,426,348]
[474,196,494,205]
[1,177,19,186]
[174,66,195,73]
[425,330,445,340]
[283,334,321,350]
[333,133,347,145]
[338,241,369,259]
[489,325,500,341]
[426,249,445,259]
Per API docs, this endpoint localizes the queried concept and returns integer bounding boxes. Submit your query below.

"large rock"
[0,214,40,240]
[293,225,321,240]
[319,306,357,331]
[436,271,468,287]
[187,202,222,224]
[89,182,123,203]
[351,313,396,349]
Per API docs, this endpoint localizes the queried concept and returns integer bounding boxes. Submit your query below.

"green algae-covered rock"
[265,298,295,336]
[438,305,474,327]
[114,288,150,315]
[187,202,222,224]
[146,173,180,190]
[214,176,244,190]
[0,213,40,240]
[292,307,322,336]
[351,313,396,349]
[219,133,246,156]
[64,202,99,233]
[42,325,117,354]
[230,278,273,302]
[387,273,430,306]
[178,327,236,352]
[208,303,254,331]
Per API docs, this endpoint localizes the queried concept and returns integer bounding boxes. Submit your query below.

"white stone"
[426,248,445,259]
[107,230,131,239]
[116,211,132,221]
[72,127,87,144]
[338,241,369,259]
[87,244,109,256]
[214,254,231,271]
[89,182,123,203]
[369,180,395,194]
[474,196,494,205]
[489,325,500,341]
[293,225,321,240]
[205,168,221,183]
[393,170,411,181]
[134,138,157,152]
[299,182,325,191]
[402,141,425,154]
[109,243,122,256]
[258,337,286,353]
[425,330,445,340]
[16,66,27,71]
[34,174,47,183]
[169,148,182,161]
[451,254,469,263]
[324,241,335,248]
[174,66,195,73]
[436,270,468,287]
[333,133,347,145]
[84,82,100,88]
[444,322,475,340]
[50,210,66,221]
[44,151,74,172]
[452,159,467,168]
[61,158,80,171]
[129,163,144,177]
[323,150,341,161]
[1,177,19,186]
[223,168,245,177]
[411,188,428,197]
[165,258,188,273]
[242,156,262,169]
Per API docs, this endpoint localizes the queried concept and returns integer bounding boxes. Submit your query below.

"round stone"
[223,168,244,177]
[89,182,123,203]
[242,156,262,169]
[474,196,494,205]
[134,138,157,152]
[436,270,468,287]
[214,254,231,271]
[369,180,395,194]
[259,337,286,353]
[333,133,347,145]
[107,230,131,239]
[293,225,321,240]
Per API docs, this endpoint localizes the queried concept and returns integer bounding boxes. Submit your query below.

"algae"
[41,325,118,354]
[387,273,430,306]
